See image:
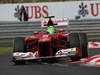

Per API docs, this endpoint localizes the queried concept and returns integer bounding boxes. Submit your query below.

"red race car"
[12,17,88,65]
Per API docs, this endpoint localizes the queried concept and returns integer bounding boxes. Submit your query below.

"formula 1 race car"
[12,16,88,65]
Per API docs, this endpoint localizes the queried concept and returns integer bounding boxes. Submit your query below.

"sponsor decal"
[88,42,100,48]
[14,5,21,21]
[58,50,64,55]
[27,52,33,56]
[56,48,76,56]
[90,3,100,16]
[13,52,25,57]
[34,51,39,59]
[76,2,100,19]
[78,2,89,17]
[14,5,48,21]
[76,2,89,19]
[41,18,69,27]
[15,52,20,56]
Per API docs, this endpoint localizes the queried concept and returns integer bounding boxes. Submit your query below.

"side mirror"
[59,29,65,32]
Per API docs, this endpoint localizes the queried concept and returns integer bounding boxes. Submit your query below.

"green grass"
[0,46,12,54]
[0,38,13,54]
[0,38,14,42]
[88,35,100,38]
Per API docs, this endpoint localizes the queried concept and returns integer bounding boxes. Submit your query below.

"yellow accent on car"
[15,52,20,56]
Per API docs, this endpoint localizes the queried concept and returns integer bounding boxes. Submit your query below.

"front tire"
[68,33,88,61]
[13,37,25,52]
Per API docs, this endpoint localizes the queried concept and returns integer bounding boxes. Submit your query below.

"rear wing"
[41,18,69,27]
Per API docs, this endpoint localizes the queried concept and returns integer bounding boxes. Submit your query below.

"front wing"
[12,48,76,61]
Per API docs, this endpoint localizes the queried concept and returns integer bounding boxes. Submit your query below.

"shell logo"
[15,52,20,56]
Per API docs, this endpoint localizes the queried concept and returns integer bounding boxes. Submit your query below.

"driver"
[47,26,55,34]
[47,17,56,34]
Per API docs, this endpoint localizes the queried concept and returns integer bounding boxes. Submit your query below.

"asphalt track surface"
[0,48,100,75]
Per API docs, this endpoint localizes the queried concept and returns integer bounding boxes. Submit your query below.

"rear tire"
[13,37,25,52]
[13,37,25,65]
[68,33,88,61]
